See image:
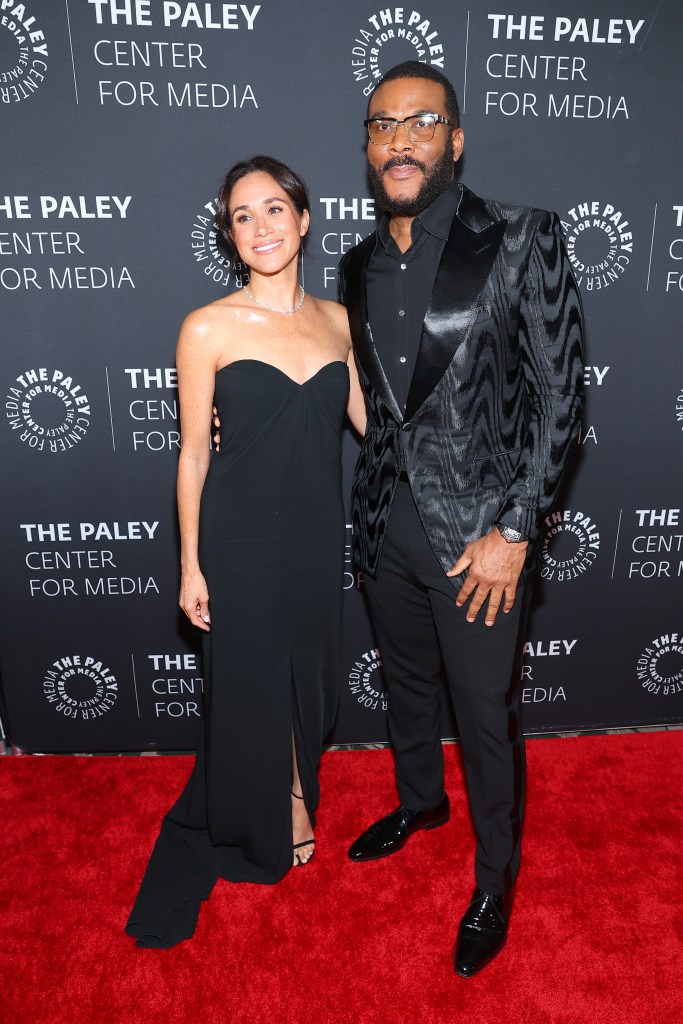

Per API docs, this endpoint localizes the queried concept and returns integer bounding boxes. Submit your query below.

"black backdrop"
[1,1,682,752]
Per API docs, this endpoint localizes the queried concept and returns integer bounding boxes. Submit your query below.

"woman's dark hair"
[215,155,310,262]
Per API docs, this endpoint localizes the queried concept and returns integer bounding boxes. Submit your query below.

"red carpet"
[1,733,681,1024]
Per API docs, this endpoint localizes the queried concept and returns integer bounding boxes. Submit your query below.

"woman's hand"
[179,568,211,631]
[212,406,221,452]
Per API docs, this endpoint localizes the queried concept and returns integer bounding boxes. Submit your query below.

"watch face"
[499,526,525,542]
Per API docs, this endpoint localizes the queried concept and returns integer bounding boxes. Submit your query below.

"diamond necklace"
[243,284,305,314]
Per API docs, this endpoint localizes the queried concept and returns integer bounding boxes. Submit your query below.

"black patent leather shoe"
[348,794,450,862]
[453,887,512,977]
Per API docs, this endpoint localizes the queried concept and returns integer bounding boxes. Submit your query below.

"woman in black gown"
[125,156,366,948]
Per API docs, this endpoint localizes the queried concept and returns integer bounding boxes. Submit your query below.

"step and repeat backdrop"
[1,1,682,752]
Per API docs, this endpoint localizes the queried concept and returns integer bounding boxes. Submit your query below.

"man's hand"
[212,406,220,451]
[447,529,528,626]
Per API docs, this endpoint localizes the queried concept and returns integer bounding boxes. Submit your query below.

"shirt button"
[399,357,406,364]
[400,263,407,270]
[398,309,405,317]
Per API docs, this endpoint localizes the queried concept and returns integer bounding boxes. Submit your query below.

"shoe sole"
[348,812,450,862]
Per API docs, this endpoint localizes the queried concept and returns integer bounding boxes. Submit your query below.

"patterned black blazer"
[338,183,585,588]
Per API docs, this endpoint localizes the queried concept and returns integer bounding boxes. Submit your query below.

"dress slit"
[290,655,318,829]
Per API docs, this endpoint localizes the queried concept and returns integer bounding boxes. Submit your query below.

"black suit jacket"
[339,183,585,587]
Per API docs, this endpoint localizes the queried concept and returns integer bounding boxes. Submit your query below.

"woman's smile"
[252,239,283,254]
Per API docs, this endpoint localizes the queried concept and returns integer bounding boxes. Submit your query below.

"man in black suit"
[339,61,584,977]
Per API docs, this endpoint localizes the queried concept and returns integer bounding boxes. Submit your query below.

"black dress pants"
[363,479,528,895]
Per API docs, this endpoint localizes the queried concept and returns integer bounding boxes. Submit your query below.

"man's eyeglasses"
[364,113,453,146]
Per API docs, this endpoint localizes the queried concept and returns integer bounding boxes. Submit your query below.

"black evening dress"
[125,358,349,948]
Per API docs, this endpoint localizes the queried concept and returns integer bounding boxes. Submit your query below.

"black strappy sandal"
[292,790,315,865]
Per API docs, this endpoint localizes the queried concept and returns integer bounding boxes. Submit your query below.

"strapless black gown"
[125,358,349,948]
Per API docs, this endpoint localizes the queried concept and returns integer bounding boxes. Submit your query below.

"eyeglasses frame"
[364,112,454,146]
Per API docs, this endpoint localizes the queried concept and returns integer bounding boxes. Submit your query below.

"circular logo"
[541,510,600,582]
[5,367,91,452]
[347,649,387,711]
[636,634,683,698]
[561,200,633,292]
[350,8,445,96]
[42,655,118,720]
[0,2,48,104]
[190,198,249,287]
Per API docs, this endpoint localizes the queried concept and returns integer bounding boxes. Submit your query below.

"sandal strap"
[292,839,315,850]
[291,790,304,800]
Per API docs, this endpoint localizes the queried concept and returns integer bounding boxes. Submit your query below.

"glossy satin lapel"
[404,216,506,421]
[345,236,403,423]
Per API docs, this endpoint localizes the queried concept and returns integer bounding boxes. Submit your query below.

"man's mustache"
[381,156,427,174]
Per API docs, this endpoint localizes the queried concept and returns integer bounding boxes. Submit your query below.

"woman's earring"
[299,246,305,289]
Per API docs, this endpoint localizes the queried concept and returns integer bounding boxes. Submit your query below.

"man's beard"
[368,142,455,216]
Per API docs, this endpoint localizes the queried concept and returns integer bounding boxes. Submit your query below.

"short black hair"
[369,61,460,129]
[216,155,309,260]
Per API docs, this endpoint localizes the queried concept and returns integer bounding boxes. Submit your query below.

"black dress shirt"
[366,179,461,413]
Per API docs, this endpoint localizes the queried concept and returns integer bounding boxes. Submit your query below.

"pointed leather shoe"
[348,794,450,862]
[454,887,512,978]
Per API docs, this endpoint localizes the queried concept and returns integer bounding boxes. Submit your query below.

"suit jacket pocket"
[472,446,522,489]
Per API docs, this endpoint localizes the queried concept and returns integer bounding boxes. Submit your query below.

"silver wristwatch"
[496,524,528,543]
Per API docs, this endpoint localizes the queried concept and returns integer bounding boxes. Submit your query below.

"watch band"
[496,524,528,543]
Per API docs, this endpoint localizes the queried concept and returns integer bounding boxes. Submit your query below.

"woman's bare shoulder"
[176,308,225,374]
[311,296,347,315]
[180,294,242,334]
[178,294,250,356]
[309,296,350,332]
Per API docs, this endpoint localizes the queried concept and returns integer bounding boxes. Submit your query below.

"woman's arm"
[346,346,367,437]
[176,309,220,631]
[325,299,367,437]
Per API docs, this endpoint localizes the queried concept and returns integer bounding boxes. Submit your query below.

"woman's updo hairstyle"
[215,155,310,267]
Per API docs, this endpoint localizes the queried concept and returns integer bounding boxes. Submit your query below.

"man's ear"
[451,128,464,164]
